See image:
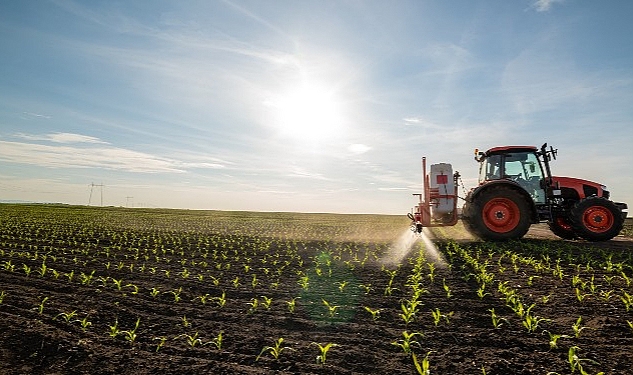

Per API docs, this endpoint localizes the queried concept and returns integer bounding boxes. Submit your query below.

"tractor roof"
[485,145,538,155]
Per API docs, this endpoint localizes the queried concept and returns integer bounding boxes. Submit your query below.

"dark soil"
[0,205,632,374]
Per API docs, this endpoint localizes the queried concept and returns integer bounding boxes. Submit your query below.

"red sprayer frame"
[408,157,460,232]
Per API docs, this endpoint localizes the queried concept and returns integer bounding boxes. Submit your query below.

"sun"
[264,81,345,143]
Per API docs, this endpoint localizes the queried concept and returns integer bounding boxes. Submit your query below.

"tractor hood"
[551,176,607,199]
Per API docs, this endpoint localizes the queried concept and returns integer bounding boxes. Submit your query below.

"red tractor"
[408,143,628,241]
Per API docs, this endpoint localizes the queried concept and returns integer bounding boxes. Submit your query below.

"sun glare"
[264,82,345,143]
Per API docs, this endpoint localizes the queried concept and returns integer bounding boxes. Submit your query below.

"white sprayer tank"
[429,163,454,218]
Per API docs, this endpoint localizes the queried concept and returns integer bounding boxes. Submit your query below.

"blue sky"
[1,0,632,214]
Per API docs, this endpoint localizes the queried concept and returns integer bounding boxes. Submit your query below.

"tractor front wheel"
[462,186,531,241]
[570,197,623,241]
[548,216,577,240]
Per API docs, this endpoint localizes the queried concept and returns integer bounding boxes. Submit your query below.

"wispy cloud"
[0,133,230,173]
[15,132,108,144]
[532,0,564,12]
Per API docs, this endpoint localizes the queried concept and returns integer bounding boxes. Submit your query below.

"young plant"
[54,310,78,323]
[567,346,602,374]
[109,318,120,338]
[391,331,422,355]
[363,306,381,322]
[442,278,452,298]
[78,315,92,331]
[543,330,569,349]
[0,290,5,304]
[153,336,168,352]
[213,291,227,308]
[572,316,590,338]
[412,351,431,375]
[322,299,339,318]
[311,342,338,365]
[286,297,299,313]
[261,295,273,310]
[489,308,507,329]
[37,296,49,315]
[121,318,141,344]
[256,338,294,361]
[209,331,224,350]
[431,308,453,326]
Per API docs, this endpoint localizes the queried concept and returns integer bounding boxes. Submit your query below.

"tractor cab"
[475,146,547,204]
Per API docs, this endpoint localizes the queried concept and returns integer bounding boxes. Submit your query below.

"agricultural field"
[0,204,632,375]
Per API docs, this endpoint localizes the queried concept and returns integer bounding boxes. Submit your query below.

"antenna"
[88,182,105,206]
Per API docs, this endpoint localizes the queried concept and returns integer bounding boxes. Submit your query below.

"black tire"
[570,197,623,241]
[462,185,531,241]
[548,216,577,240]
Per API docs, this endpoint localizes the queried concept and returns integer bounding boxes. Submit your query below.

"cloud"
[532,0,564,12]
[15,132,108,144]
[348,144,371,155]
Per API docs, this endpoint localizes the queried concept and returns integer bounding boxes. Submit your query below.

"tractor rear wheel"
[570,197,623,241]
[462,185,531,241]
[548,216,577,240]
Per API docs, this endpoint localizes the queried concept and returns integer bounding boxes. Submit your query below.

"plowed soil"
[0,205,632,374]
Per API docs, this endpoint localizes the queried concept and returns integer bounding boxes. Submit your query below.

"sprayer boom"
[408,157,460,233]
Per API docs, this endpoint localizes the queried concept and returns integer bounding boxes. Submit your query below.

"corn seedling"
[286,297,299,313]
[568,346,602,374]
[79,315,92,331]
[247,298,259,313]
[213,291,227,308]
[256,338,294,361]
[364,306,381,321]
[22,264,32,277]
[109,319,120,338]
[112,278,124,290]
[125,283,138,294]
[175,332,205,348]
[261,295,273,310]
[400,299,421,325]
[311,342,338,365]
[412,351,431,375]
[391,331,422,355]
[54,310,78,323]
[431,308,453,326]
[620,291,633,311]
[522,312,550,334]
[0,291,5,304]
[322,299,339,318]
[181,315,191,328]
[167,287,183,303]
[194,293,210,305]
[150,287,160,298]
[121,318,141,344]
[543,331,569,349]
[298,275,310,290]
[337,280,349,292]
[209,331,224,350]
[572,316,589,338]
[37,296,49,315]
[489,308,507,329]
[153,336,167,352]
[442,278,452,298]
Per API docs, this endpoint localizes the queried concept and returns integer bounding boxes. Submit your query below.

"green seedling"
[572,316,590,338]
[391,331,422,355]
[37,296,49,315]
[364,306,381,321]
[109,319,120,338]
[256,338,294,361]
[311,342,338,365]
[153,336,168,352]
[412,351,431,375]
[286,297,299,313]
[121,318,141,344]
[322,299,339,318]
[261,295,273,310]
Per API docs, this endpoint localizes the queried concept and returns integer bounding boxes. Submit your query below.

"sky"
[1,0,632,214]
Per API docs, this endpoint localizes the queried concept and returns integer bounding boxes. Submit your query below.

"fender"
[551,176,607,200]
[466,179,539,223]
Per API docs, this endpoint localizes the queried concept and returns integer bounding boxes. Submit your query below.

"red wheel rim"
[582,206,614,233]
[555,217,572,231]
[482,198,520,233]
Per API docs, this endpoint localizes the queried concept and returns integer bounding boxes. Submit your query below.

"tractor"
[408,143,628,241]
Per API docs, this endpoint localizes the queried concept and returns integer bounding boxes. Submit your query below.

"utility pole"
[88,182,105,206]
[126,196,133,208]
